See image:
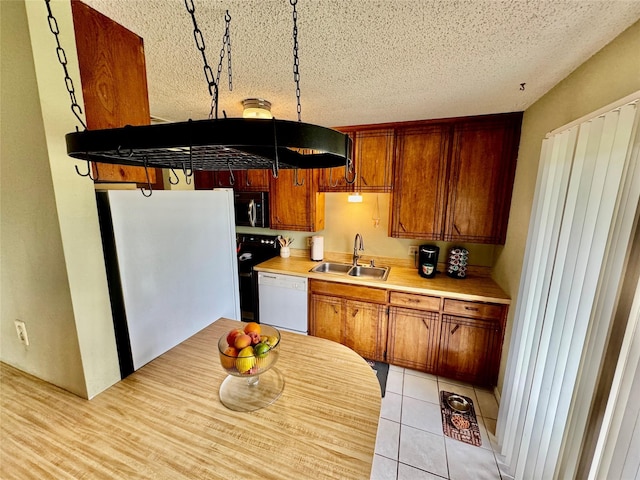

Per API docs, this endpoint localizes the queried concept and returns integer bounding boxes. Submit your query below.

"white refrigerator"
[97,189,240,377]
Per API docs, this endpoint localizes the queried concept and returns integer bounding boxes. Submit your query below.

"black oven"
[234,192,269,228]
[236,234,280,322]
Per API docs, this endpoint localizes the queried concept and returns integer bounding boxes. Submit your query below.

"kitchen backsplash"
[235,193,498,268]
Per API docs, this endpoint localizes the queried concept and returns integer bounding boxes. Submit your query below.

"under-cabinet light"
[348,193,363,203]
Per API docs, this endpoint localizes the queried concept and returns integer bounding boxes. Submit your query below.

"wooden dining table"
[1,318,382,479]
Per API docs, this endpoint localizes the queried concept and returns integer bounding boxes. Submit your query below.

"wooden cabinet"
[387,291,441,372]
[240,170,270,191]
[307,281,508,386]
[390,113,522,244]
[309,280,388,362]
[270,169,325,232]
[444,116,522,243]
[194,170,270,191]
[354,129,395,192]
[390,124,450,239]
[319,128,393,193]
[387,307,440,373]
[319,131,355,192]
[71,0,159,186]
[437,298,507,385]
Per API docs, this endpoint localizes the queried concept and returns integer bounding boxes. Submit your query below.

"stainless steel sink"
[310,262,353,274]
[347,265,390,280]
[310,262,390,281]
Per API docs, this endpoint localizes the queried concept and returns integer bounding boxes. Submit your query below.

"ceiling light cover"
[242,98,272,119]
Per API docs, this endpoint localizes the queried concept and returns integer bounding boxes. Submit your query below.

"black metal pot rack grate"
[66,118,352,171]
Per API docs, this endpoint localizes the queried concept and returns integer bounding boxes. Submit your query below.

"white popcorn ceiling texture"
[82,0,640,127]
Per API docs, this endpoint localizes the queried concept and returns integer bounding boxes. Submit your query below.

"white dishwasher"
[258,272,308,335]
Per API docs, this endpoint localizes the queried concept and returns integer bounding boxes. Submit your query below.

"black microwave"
[234,192,270,228]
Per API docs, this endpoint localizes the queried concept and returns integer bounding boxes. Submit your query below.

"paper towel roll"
[311,235,324,261]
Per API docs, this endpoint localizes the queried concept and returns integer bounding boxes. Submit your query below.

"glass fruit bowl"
[217,322,284,411]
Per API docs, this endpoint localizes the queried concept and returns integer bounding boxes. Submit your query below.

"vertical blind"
[497,95,640,479]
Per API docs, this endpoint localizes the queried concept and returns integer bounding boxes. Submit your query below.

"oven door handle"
[239,272,252,278]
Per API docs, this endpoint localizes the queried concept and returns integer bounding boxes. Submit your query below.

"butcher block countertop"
[255,256,511,305]
[0,318,381,479]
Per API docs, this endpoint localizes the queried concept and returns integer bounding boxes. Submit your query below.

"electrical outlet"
[408,246,418,256]
[14,320,29,346]
[306,237,312,247]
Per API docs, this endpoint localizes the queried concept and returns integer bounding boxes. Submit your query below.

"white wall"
[0,0,120,398]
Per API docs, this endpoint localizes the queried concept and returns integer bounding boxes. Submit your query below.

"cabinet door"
[270,169,324,231]
[438,314,502,386]
[319,131,355,192]
[214,171,240,189]
[390,124,450,239]
[387,307,440,373]
[194,171,215,190]
[72,1,158,185]
[240,170,270,191]
[343,300,387,362]
[444,114,522,244]
[356,129,394,192]
[309,294,342,343]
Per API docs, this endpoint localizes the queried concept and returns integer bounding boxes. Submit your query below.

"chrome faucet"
[353,233,364,266]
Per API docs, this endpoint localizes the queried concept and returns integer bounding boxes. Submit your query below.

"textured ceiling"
[81,0,640,128]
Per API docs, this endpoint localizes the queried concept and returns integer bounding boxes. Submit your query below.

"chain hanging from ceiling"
[62,0,353,182]
[290,0,301,123]
[44,0,100,181]
[185,0,232,120]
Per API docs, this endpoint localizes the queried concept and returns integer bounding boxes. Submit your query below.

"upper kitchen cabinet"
[319,128,393,193]
[193,170,270,191]
[71,0,158,185]
[319,131,355,192]
[444,113,523,244]
[390,113,522,244]
[355,128,395,192]
[270,169,325,232]
[390,124,451,239]
[240,170,270,191]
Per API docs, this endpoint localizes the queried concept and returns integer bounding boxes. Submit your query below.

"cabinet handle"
[464,306,479,312]
[450,324,460,335]
[454,224,462,235]
[422,319,429,330]
[361,176,368,186]
[332,305,338,314]
[351,308,359,317]
[408,298,420,303]
[399,222,407,232]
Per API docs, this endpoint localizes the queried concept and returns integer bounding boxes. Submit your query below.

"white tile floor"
[370,365,513,480]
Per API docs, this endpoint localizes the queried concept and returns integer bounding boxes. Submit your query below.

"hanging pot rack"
[65,117,352,171]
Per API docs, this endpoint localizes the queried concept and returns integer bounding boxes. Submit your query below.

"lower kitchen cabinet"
[309,280,388,362]
[387,306,440,373]
[437,315,503,385]
[437,298,507,385]
[310,294,342,344]
[308,280,508,386]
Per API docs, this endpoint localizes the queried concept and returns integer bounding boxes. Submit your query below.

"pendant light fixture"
[59,1,352,177]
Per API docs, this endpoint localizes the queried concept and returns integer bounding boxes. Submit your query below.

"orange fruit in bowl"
[234,333,252,349]
[220,346,238,369]
[244,322,261,335]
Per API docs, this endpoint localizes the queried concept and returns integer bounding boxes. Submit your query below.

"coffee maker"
[418,245,439,278]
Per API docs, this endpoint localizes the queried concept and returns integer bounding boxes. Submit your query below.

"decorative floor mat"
[364,359,389,397]
[439,390,482,447]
